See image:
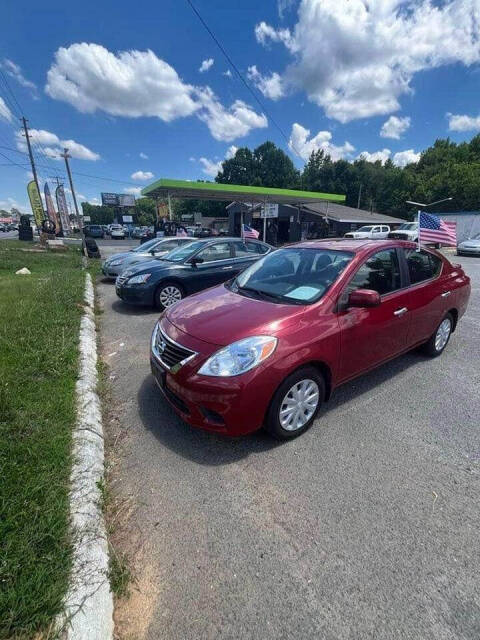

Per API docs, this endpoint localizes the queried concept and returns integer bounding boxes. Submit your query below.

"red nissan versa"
[150,239,470,440]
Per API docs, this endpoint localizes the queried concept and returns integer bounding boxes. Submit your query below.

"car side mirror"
[348,289,381,308]
[189,257,204,266]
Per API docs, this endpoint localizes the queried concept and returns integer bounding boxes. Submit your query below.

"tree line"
[82,134,480,224]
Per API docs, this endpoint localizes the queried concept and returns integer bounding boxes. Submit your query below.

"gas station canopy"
[142,178,345,205]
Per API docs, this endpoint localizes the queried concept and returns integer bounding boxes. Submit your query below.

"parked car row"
[0,223,18,232]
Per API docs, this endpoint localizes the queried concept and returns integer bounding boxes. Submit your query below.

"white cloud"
[45,43,268,142]
[124,186,142,195]
[199,58,214,73]
[15,128,100,161]
[189,156,196,162]
[357,149,391,163]
[131,170,154,181]
[380,115,411,139]
[139,151,149,159]
[197,87,268,142]
[222,70,233,78]
[0,97,12,121]
[0,197,28,213]
[198,145,238,178]
[1,58,37,95]
[255,21,295,50]
[288,122,354,162]
[199,157,222,178]
[46,43,199,121]
[247,65,284,100]
[278,0,296,19]
[255,0,480,122]
[392,149,420,166]
[447,113,480,132]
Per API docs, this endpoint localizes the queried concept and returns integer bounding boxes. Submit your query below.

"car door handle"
[222,265,233,270]
[394,307,408,317]
[441,290,451,298]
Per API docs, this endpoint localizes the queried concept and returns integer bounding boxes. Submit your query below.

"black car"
[84,224,104,238]
[115,237,273,310]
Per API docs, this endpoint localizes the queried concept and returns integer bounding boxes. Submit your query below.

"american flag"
[242,224,259,239]
[419,212,456,246]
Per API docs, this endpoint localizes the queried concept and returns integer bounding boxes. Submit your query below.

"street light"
[405,197,453,208]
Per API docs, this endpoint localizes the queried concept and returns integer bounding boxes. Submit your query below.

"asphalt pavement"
[97,250,480,640]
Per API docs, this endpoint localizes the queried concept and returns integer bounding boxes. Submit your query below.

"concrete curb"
[61,272,114,639]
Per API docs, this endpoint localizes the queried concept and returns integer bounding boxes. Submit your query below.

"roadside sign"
[122,215,133,222]
[261,203,279,218]
[83,216,91,222]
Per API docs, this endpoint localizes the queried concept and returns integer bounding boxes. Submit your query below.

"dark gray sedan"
[102,237,193,279]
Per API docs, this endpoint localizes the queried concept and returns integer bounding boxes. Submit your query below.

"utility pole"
[21,116,42,203]
[357,183,363,209]
[60,148,81,229]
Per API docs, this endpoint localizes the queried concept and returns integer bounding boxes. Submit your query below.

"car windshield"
[231,248,354,304]
[161,240,205,262]
[397,223,417,230]
[356,226,374,232]
[471,232,480,239]
[131,238,156,252]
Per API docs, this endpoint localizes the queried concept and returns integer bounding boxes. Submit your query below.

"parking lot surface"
[98,253,480,640]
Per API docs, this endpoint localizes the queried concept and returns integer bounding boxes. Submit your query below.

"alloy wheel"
[159,285,182,308]
[279,379,320,431]
[435,317,451,352]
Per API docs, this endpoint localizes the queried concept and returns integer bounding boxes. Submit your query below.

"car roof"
[292,238,418,252]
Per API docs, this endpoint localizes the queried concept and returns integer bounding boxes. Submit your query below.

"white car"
[388,222,418,242]
[344,224,390,239]
[110,224,126,239]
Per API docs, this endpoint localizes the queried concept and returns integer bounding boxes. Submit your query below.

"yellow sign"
[27,180,44,228]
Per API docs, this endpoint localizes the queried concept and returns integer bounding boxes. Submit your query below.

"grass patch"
[0,240,85,638]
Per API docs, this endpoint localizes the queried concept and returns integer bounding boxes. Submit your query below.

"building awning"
[142,178,345,205]
[303,202,406,224]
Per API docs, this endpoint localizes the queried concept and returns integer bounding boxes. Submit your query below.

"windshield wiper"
[236,286,297,304]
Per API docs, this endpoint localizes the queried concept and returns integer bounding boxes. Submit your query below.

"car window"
[404,249,442,284]
[347,248,401,295]
[155,240,180,252]
[232,241,251,257]
[246,241,269,254]
[196,242,231,262]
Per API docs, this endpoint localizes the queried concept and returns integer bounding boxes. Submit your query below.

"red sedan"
[150,239,470,439]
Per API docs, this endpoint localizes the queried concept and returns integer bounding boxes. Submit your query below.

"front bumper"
[115,280,155,305]
[102,263,123,278]
[149,319,278,436]
[457,246,480,256]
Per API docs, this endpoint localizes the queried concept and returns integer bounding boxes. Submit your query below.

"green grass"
[0,240,85,639]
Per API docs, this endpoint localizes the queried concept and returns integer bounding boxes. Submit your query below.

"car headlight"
[126,273,151,285]
[198,336,277,377]
[109,258,124,266]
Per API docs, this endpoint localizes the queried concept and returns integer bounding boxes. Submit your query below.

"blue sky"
[1,0,480,213]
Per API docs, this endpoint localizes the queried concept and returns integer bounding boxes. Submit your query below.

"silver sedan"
[457,233,480,257]
[102,237,193,279]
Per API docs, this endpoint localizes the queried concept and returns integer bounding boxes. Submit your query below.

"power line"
[185,0,302,159]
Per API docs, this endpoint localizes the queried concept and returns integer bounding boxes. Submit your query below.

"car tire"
[422,312,453,357]
[154,281,185,310]
[264,366,325,440]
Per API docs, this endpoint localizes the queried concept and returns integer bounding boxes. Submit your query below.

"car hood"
[166,285,308,346]
[105,251,131,263]
[459,239,480,247]
[122,258,171,276]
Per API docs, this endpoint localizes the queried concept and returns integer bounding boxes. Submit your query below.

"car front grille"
[152,324,196,371]
[116,273,129,287]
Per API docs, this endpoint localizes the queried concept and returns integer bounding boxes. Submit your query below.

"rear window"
[404,249,442,284]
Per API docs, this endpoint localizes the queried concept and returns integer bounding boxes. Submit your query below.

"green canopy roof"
[142,178,345,205]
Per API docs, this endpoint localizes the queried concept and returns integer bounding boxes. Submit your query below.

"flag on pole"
[242,224,259,239]
[419,211,456,246]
